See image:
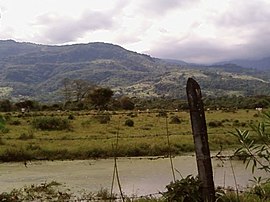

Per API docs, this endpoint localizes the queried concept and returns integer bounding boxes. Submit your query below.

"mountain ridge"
[1,40,270,101]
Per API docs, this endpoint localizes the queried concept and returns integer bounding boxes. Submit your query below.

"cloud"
[33,10,115,44]
[146,0,270,63]
[216,1,270,28]
[148,37,230,63]
[138,0,199,16]
[2,0,270,63]
[149,30,270,64]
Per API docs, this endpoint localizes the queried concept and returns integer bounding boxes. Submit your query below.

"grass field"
[0,109,262,161]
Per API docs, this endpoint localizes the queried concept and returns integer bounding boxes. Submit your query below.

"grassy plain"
[0,109,261,161]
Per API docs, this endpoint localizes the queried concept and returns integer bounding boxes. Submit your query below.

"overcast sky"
[0,0,270,63]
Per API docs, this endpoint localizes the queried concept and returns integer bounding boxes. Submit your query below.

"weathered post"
[186,78,215,202]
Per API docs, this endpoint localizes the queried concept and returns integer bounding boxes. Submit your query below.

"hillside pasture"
[0,109,261,161]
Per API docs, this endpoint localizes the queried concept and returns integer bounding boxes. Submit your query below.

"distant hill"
[162,59,188,66]
[217,57,270,71]
[1,40,270,101]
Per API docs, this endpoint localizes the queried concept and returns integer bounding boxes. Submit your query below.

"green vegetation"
[125,119,134,127]
[0,109,261,162]
[163,175,202,201]
[32,117,72,131]
[233,111,270,173]
[1,40,270,101]
[1,179,270,202]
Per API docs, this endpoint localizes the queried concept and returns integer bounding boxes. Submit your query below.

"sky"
[0,0,270,64]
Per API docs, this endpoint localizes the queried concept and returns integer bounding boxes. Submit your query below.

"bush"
[125,119,134,127]
[156,111,167,117]
[96,188,117,200]
[32,117,71,130]
[163,175,202,202]
[208,121,223,127]
[232,119,246,127]
[68,114,75,120]
[169,116,181,124]
[0,181,71,201]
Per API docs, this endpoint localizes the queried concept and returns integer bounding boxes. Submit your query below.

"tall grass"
[0,109,260,161]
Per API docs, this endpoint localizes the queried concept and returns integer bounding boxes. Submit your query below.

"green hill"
[0,40,270,101]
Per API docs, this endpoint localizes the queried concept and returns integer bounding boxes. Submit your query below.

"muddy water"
[0,156,268,196]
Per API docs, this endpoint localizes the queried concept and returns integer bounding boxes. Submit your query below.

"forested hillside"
[1,40,270,101]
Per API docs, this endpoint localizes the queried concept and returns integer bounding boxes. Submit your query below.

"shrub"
[169,116,181,124]
[125,119,134,127]
[156,111,167,117]
[32,117,71,130]
[208,121,223,127]
[96,188,117,200]
[253,113,259,117]
[232,119,246,127]
[68,114,75,120]
[163,175,202,202]
[0,181,71,201]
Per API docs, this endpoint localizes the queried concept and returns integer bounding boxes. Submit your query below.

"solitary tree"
[88,87,113,110]
[61,78,95,109]
[72,79,94,102]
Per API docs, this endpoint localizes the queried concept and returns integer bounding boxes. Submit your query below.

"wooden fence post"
[186,78,215,202]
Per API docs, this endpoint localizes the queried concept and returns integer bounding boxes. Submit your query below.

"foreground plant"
[162,175,202,202]
[0,182,165,202]
[232,111,270,173]
[0,181,72,201]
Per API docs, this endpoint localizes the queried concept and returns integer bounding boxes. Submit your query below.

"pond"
[0,155,268,196]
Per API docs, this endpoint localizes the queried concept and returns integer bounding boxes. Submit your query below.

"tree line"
[1,78,270,112]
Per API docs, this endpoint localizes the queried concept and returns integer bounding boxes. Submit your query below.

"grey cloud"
[149,39,231,63]
[149,33,270,64]
[148,1,270,64]
[216,1,270,28]
[34,10,115,44]
[139,0,199,16]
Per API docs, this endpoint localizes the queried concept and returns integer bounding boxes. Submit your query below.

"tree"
[15,100,39,111]
[119,96,135,110]
[72,79,94,103]
[61,78,73,104]
[0,99,12,112]
[88,87,113,110]
[61,78,95,109]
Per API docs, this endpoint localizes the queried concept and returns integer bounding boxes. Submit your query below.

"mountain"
[1,40,270,101]
[217,57,270,71]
